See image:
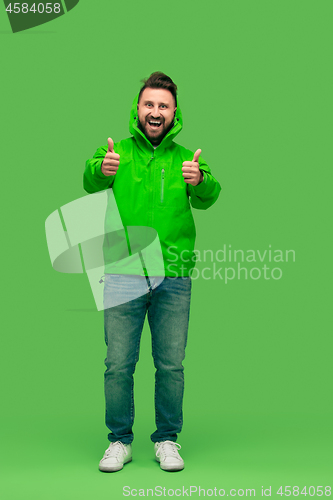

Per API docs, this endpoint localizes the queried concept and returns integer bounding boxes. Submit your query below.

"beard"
[138,115,175,146]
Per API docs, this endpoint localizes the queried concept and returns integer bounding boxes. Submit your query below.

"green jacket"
[83,94,221,277]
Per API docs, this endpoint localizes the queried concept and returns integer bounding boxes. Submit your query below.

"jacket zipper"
[149,150,154,227]
[161,168,165,203]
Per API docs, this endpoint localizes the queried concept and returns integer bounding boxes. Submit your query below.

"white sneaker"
[154,441,184,471]
[99,441,132,472]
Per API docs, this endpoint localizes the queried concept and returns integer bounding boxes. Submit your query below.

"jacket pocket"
[161,168,165,203]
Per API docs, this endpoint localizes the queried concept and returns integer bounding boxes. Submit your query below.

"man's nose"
[151,106,160,118]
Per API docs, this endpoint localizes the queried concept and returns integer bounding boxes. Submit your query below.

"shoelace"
[156,441,182,460]
[104,441,127,459]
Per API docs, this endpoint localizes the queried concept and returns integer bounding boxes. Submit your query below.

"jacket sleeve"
[187,155,221,210]
[83,145,114,194]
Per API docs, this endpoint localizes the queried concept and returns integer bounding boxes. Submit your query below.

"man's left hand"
[182,149,203,186]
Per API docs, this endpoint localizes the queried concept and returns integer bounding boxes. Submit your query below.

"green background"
[1,0,332,498]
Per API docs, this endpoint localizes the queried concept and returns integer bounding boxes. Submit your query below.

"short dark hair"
[138,72,177,106]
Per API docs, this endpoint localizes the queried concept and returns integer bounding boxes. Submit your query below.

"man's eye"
[160,105,166,109]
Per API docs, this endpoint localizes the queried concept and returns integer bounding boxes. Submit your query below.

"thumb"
[193,149,201,163]
[107,137,114,152]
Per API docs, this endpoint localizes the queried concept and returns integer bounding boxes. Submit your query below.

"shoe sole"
[156,458,184,472]
[99,457,132,472]
[160,464,184,471]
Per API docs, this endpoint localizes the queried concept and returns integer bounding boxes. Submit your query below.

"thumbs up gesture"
[182,149,203,186]
[101,138,120,176]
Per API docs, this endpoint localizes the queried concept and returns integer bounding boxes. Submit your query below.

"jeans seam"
[130,312,147,427]
[151,335,159,430]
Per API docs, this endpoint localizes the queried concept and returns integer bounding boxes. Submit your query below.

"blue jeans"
[103,275,192,444]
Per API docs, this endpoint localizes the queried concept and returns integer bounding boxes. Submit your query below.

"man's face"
[137,88,177,146]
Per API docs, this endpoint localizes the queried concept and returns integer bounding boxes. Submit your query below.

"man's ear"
[174,107,177,116]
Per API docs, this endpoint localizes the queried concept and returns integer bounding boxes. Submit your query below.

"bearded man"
[84,72,221,472]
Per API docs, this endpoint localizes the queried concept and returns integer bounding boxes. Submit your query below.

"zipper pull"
[148,150,154,164]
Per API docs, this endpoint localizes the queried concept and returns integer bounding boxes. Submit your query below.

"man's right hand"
[101,138,120,176]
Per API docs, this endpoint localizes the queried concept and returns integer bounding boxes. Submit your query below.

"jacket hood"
[129,92,183,152]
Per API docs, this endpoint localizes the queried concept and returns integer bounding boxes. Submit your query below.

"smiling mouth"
[147,120,162,129]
